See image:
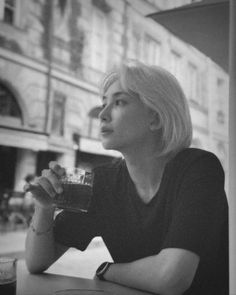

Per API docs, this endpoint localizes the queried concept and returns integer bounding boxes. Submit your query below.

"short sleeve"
[162,153,228,259]
[53,209,99,251]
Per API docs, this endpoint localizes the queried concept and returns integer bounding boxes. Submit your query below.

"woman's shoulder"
[168,147,224,179]
[172,147,220,164]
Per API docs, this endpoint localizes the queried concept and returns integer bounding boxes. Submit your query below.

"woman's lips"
[100,127,113,135]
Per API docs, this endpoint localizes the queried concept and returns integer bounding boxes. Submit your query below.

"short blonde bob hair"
[100,60,192,158]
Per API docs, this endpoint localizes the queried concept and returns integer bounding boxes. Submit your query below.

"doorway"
[0,146,17,194]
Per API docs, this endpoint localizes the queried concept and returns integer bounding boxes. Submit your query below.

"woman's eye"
[115,99,126,106]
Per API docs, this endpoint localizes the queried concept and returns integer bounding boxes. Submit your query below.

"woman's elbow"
[25,259,50,274]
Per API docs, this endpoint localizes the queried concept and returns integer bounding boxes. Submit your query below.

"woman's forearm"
[103,251,194,295]
[104,256,167,294]
[25,205,59,273]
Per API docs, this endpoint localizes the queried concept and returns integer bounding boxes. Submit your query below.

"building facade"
[0,0,229,195]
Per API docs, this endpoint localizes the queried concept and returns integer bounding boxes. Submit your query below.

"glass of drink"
[0,257,17,295]
[54,168,94,213]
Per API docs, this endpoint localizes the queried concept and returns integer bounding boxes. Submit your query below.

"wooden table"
[17,260,151,295]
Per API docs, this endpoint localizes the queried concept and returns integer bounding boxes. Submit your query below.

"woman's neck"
[124,151,168,203]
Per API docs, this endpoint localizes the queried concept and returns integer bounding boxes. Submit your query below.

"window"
[51,92,66,136]
[199,71,208,108]
[187,62,199,104]
[130,25,141,60]
[170,50,182,82]
[0,0,16,25]
[142,35,161,66]
[216,78,226,125]
[90,9,108,72]
[0,83,22,118]
[53,37,70,67]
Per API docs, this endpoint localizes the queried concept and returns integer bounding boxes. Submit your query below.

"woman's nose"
[99,104,111,122]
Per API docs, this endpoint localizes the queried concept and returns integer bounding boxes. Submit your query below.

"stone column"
[14,149,37,191]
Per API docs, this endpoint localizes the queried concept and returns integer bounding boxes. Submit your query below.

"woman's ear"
[149,112,161,131]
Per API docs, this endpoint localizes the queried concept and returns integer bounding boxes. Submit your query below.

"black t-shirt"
[54,148,229,295]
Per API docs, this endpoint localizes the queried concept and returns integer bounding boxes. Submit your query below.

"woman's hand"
[24,161,66,210]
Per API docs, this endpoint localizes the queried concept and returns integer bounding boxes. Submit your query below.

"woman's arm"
[25,205,68,274]
[103,248,199,295]
[25,161,69,273]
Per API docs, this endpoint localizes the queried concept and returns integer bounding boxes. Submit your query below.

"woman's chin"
[101,140,120,151]
[102,142,115,150]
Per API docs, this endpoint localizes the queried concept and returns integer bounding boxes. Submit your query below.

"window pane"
[187,62,198,103]
[143,35,161,65]
[0,84,21,118]
[4,0,16,24]
[170,50,181,77]
[131,26,141,59]
[91,9,107,71]
[216,78,226,125]
[51,92,66,136]
[3,7,14,24]
[6,0,15,7]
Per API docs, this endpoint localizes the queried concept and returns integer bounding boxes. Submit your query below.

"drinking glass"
[54,168,94,213]
[0,257,17,295]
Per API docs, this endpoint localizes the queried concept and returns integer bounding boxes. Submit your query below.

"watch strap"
[96,261,113,281]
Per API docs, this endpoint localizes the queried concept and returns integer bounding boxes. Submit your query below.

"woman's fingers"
[23,181,55,208]
[35,176,57,198]
[49,161,66,177]
[23,161,65,210]
[41,169,62,194]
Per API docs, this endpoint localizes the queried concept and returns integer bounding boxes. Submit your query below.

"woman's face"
[99,79,155,153]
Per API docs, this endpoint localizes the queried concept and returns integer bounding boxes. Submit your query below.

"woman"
[25,60,228,295]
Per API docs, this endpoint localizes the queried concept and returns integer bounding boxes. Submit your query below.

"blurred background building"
[0,0,229,196]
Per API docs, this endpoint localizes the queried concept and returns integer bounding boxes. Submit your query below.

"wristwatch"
[96,262,113,281]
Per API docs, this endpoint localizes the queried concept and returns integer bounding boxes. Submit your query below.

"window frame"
[51,91,66,137]
[187,61,199,105]
[0,0,21,27]
[0,83,22,118]
[141,34,161,66]
[170,49,182,82]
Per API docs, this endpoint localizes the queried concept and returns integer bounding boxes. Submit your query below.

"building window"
[130,25,142,60]
[90,8,108,72]
[216,78,226,125]
[51,92,66,136]
[53,37,70,67]
[0,0,16,25]
[0,83,22,118]
[170,50,182,83]
[187,62,199,104]
[142,35,161,66]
